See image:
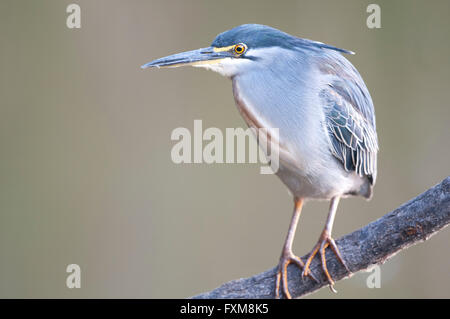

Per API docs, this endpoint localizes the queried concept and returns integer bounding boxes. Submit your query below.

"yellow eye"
[234,43,246,55]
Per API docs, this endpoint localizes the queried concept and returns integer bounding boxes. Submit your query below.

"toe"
[275,271,281,299]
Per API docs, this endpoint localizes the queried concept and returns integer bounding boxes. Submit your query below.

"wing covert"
[320,77,378,184]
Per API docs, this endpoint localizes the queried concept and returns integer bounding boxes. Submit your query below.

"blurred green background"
[1,0,449,298]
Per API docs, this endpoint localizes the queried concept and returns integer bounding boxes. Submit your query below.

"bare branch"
[193,176,450,299]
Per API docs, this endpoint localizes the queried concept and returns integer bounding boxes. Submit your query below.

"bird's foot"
[301,231,350,293]
[275,250,318,299]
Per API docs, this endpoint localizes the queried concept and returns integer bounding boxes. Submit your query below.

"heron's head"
[141,24,352,78]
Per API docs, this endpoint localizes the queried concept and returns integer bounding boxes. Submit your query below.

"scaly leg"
[275,198,318,299]
[301,196,350,292]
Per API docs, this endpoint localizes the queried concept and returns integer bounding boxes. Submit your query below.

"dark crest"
[211,24,353,54]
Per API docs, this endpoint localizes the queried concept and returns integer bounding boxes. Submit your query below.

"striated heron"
[142,24,379,298]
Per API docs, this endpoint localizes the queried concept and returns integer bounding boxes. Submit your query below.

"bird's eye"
[234,43,246,55]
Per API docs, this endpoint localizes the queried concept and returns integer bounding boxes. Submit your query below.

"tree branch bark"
[193,176,450,299]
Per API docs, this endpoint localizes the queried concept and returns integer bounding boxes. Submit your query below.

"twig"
[193,176,450,299]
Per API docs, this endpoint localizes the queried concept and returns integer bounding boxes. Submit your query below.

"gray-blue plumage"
[212,24,354,54]
[212,24,378,199]
[318,51,378,188]
[142,23,380,297]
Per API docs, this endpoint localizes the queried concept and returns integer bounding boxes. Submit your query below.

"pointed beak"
[141,47,232,69]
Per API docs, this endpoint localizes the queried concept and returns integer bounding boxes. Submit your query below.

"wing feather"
[317,54,378,184]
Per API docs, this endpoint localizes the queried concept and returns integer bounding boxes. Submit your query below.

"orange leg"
[301,196,350,292]
[275,199,318,299]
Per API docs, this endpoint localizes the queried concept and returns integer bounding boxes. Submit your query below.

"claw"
[302,232,349,292]
[302,244,320,279]
[275,252,318,299]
